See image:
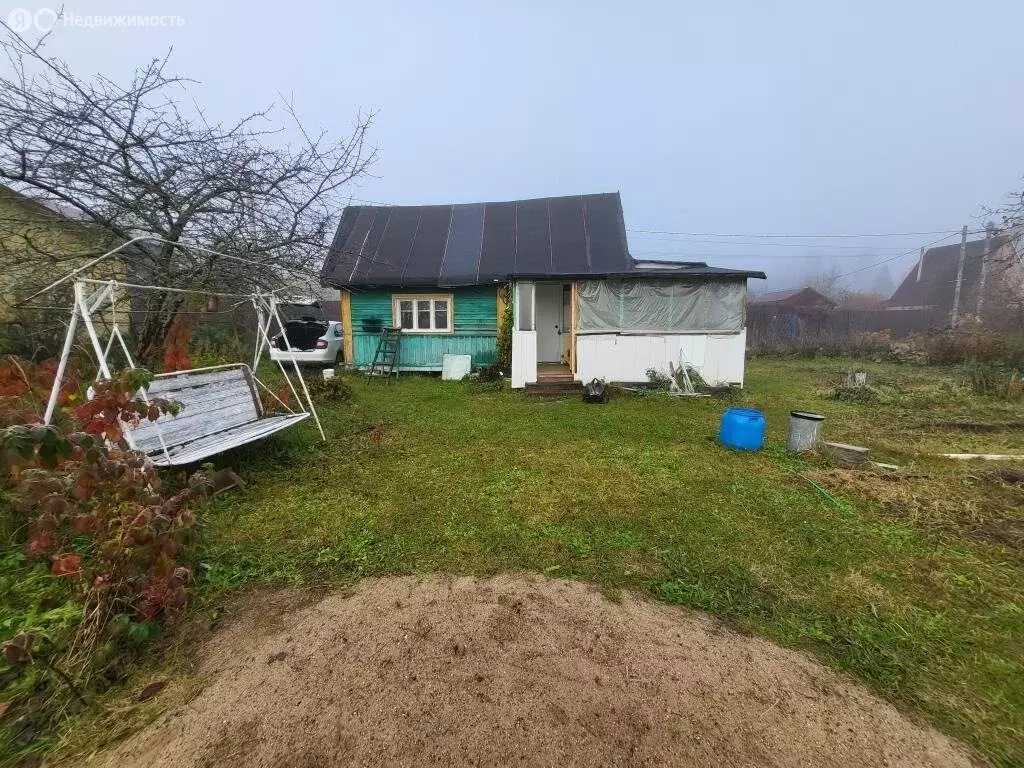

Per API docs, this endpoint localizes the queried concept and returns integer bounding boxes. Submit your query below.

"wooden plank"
[939,453,1024,461]
[145,393,257,426]
[241,366,263,418]
[495,284,507,338]
[871,461,901,470]
[149,413,309,466]
[131,404,258,443]
[129,369,260,452]
[211,468,246,496]
[147,367,249,394]
[821,441,870,468]
[131,402,259,450]
[569,281,578,376]
[340,289,354,364]
[151,380,254,410]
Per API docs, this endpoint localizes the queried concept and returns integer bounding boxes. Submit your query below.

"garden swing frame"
[36,238,326,467]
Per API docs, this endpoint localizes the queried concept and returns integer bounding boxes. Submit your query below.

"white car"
[269,302,344,366]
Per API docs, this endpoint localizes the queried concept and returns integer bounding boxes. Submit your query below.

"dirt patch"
[927,421,1024,433]
[90,575,975,768]
[988,467,1024,486]
[808,467,1024,549]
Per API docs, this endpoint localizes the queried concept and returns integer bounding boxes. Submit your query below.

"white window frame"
[392,293,454,334]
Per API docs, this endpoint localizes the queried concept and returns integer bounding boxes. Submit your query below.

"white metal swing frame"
[38,240,327,466]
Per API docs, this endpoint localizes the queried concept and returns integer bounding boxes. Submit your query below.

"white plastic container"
[322,368,335,380]
[441,354,472,381]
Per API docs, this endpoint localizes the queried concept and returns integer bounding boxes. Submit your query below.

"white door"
[535,283,563,362]
[511,281,537,388]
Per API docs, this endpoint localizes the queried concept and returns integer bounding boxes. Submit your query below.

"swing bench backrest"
[126,365,308,467]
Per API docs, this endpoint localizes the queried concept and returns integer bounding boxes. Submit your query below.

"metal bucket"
[787,411,824,453]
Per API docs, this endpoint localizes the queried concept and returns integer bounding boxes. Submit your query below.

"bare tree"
[803,263,850,304]
[0,20,375,362]
[993,181,1024,229]
[983,183,1024,330]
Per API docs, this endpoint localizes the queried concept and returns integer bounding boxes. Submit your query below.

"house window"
[392,294,453,333]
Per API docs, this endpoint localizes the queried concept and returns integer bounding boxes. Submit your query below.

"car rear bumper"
[269,349,337,365]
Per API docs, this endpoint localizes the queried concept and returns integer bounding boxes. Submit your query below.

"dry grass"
[806,466,1024,549]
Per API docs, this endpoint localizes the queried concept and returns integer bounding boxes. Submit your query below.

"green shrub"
[646,365,707,392]
[645,368,672,389]
[906,322,1024,366]
[753,324,1024,367]
[304,374,353,403]
[189,324,250,368]
[964,363,1024,401]
[833,384,880,403]
[475,364,504,383]
[0,360,211,761]
[750,330,897,361]
[496,284,512,373]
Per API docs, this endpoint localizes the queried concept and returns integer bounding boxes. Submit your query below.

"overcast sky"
[9,0,1024,291]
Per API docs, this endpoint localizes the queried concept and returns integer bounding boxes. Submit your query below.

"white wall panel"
[575,330,747,386]
[511,330,537,388]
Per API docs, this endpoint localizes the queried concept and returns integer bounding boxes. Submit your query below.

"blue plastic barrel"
[718,407,766,451]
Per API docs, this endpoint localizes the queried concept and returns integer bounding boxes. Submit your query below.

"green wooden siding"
[350,287,498,369]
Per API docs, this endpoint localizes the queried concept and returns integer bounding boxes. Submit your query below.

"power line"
[630,256,913,264]
[751,231,974,297]
[343,197,981,242]
[626,228,974,239]
[628,236,921,250]
[831,231,965,280]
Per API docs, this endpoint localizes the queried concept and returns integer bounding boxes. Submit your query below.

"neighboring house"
[0,184,117,321]
[319,192,765,387]
[747,286,836,342]
[886,228,1023,330]
[840,292,887,310]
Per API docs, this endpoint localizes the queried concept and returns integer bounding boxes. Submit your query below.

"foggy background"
[15,0,1024,296]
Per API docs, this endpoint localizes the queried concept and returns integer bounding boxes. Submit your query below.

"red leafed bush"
[72,369,180,442]
[0,356,79,426]
[51,553,82,578]
[163,316,194,373]
[1,363,211,672]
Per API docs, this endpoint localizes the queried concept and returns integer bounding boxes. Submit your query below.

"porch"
[525,362,578,396]
[511,280,578,389]
[509,277,752,389]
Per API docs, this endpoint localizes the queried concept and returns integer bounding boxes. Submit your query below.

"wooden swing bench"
[126,365,309,467]
[38,246,326,466]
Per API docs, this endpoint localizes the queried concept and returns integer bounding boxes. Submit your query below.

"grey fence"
[747,305,947,347]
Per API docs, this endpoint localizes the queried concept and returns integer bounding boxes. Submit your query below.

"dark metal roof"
[320,193,630,287]
[320,194,766,288]
[748,286,833,307]
[629,259,765,280]
[886,234,1011,311]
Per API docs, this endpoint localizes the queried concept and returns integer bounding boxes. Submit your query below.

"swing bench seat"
[126,365,309,467]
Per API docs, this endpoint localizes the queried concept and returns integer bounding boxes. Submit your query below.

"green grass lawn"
[157,359,1022,765]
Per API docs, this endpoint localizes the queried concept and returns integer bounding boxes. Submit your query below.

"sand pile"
[95,574,974,767]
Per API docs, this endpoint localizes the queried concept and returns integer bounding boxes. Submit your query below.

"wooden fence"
[747,305,947,347]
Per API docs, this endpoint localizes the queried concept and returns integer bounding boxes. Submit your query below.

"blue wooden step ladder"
[366,327,402,383]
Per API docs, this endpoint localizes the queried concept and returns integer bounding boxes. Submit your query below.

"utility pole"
[976,225,993,318]
[950,225,968,328]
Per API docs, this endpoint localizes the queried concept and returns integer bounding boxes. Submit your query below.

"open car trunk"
[275,320,328,351]
[275,301,328,351]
